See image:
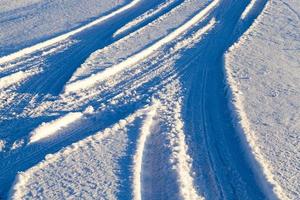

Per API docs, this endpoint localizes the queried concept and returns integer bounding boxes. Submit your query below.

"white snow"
[0,69,40,90]
[113,0,178,37]
[226,0,300,199]
[0,139,6,152]
[10,108,145,200]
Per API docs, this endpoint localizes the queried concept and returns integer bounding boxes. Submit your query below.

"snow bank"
[10,107,145,200]
[225,0,300,199]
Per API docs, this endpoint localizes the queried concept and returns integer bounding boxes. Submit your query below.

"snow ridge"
[0,69,40,90]
[29,112,84,143]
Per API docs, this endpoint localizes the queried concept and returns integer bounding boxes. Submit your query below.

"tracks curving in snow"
[0,0,141,65]
[0,0,285,199]
[64,0,220,93]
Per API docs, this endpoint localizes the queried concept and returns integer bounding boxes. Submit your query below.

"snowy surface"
[226,0,300,199]
[0,0,126,56]
[0,0,299,199]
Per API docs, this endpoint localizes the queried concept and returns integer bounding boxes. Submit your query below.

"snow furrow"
[0,0,141,65]
[64,0,220,93]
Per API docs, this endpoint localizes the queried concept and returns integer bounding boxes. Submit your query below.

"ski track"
[0,0,286,199]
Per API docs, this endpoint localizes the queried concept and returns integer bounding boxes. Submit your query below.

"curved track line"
[132,100,159,200]
[0,0,141,65]
[64,0,220,93]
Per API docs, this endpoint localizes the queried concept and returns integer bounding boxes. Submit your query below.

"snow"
[0,0,298,199]
[225,0,300,199]
[132,99,159,200]
[113,0,179,37]
[0,69,41,90]
[29,112,84,143]
[0,0,139,64]
[0,0,127,57]
[10,110,143,200]
[240,0,258,20]
[64,0,219,93]
[0,139,6,152]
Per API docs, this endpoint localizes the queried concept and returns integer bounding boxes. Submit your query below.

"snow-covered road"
[0,0,298,199]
